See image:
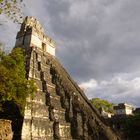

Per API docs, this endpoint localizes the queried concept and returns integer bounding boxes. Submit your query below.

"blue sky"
[1,0,140,107]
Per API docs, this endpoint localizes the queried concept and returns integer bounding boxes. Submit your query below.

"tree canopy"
[90,98,114,113]
[0,46,36,114]
[124,113,140,139]
[0,0,24,24]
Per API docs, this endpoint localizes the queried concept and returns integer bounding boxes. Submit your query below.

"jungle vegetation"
[0,46,36,115]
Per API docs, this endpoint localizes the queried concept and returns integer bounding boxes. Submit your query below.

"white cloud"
[79,79,98,90]
[82,73,140,106]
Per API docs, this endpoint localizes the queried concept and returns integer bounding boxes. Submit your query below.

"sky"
[0,0,140,107]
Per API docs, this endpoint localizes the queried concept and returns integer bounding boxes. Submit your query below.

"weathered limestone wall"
[21,47,72,140]
[15,16,56,56]
[0,119,13,140]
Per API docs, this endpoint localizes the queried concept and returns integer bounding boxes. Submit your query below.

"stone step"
[32,103,49,119]
[31,79,54,92]
[46,95,62,109]
[28,60,40,70]
[38,62,50,74]
[46,82,55,87]
[59,123,72,139]
[60,138,73,140]
[22,119,54,140]
[28,66,52,82]
[36,55,49,66]
[32,91,46,104]
[46,83,56,92]
[28,58,50,72]
[32,118,54,139]
[42,71,52,82]
[54,122,72,139]
[29,76,55,93]
[52,108,66,121]
[24,102,49,120]
[49,95,62,109]
[34,70,41,79]
[46,80,54,87]
[28,68,41,79]
[30,136,53,140]
[47,85,56,95]
[34,79,43,91]
[40,63,50,72]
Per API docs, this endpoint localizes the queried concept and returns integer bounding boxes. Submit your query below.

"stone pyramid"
[15,16,120,140]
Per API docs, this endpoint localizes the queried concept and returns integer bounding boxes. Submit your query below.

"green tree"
[124,114,140,139]
[90,98,114,113]
[0,0,24,24]
[0,46,36,114]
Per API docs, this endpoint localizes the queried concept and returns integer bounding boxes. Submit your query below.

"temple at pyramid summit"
[14,16,120,140]
[16,16,56,56]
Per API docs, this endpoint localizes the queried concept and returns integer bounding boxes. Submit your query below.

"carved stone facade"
[16,16,120,140]
[15,16,55,56]
[0,119,13,140]
[114,103,134,116]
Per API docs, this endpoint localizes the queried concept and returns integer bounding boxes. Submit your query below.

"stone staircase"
[21,47,120,140]
[21,48,72,140]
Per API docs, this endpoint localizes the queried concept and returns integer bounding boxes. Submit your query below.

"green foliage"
[0,46,36,114]
[124,114,140,138]
[90,98,114,113]
[0,0,24,24]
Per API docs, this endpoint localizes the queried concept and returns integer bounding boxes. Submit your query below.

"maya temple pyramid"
[12,16,120,140]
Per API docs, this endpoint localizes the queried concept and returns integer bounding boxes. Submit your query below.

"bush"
[0,47,36,115]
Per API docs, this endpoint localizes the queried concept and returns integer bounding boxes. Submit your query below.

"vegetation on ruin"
[0,46,36,114]
[90,98,114,113]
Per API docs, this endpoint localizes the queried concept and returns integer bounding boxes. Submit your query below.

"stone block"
[47,85,56,95]
[33,91,46,104]
[53,108,66,121]
[0,119,13,140]
[58,122,72,138]
[34,79,43,91]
